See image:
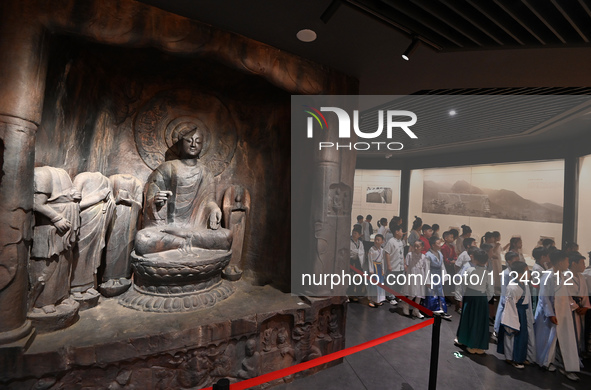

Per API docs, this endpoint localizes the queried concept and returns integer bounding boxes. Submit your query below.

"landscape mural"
[422,161,564,223]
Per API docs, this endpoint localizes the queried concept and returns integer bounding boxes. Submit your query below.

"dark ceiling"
[137,0,591,95]
[349,0,591,51]
[357,87,591,158]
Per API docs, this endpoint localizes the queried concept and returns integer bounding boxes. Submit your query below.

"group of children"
[350,215,591,381]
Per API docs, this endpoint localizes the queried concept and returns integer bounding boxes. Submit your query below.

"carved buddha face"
[178,129,203,159]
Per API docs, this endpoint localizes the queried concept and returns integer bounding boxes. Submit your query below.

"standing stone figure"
[71,172,114,308]
[29,166,80,331]
[100,174,143,297]
[222,185,250,281]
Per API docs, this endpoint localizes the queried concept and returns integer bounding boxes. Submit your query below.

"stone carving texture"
[71,172,114,309]
[328,182,352,216]
[133,89,237,176]
[100,174,143,297]
[3,295,347,389]
[237,338,260,379]
[222,185,251,281]
[28,166,80,331]
[120,125,234,312]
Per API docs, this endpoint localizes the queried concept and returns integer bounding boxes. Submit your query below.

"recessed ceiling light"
[297,29,317,42]
[449,110,457,116]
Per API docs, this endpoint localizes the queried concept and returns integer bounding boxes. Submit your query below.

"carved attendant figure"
[101,174,143,296]
[71,172,114,306]
[222,185,250,280]
[135,128,232,255]
[29,166,80,329]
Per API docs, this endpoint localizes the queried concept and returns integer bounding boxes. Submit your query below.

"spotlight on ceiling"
[402,36,420,61]
[321,0,342,24]
[449,110,457,116]
[297,29,317,42]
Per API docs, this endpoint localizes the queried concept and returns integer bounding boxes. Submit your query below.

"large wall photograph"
[422,161,564,223]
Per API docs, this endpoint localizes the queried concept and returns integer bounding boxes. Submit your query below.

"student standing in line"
[542,238,556,250]
[564,241,580,255]
[378,217,393,244]
[419,224,433,254]
[362,214,373,256]
[448,228,460,257]
[453,246,479,316]
[453,238,477,313]
[431,224,440,238]
[408,216,423,247]
[531,246,550,313]
[367,234,386,308]
[356,215,364,228]
[494,251,537,364]
[497,261,533,368]
[456,248,494,355]
[425,236,451,320]
[535,250,580,381]
[504,237,526,262]
[348,225,365,302]
[441,231,457,303]
[455,238,477,272]
[480,242,497,321]
[384,224,405,306]
[402,240,428,319]
[455,225,472,258]
[567,252,590,356]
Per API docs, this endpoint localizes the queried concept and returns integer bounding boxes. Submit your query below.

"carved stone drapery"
[100,174,143,297]
[70,172,114,309]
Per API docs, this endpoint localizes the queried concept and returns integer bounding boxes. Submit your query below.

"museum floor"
[274,301,591,390]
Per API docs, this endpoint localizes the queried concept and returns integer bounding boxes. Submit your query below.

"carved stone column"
[309,100,355,297]
[0,1,48,344]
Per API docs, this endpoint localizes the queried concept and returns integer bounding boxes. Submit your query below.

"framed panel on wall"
[409,160,564,263]
[352,169,401,228]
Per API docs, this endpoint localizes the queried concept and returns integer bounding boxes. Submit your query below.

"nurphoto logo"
[304,106,418,151]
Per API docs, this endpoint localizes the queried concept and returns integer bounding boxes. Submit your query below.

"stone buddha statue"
[121,126,235,312]
[135,127,232,256]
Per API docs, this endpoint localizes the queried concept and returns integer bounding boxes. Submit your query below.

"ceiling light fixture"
[321,0,342,24]
[297,29,317,42]
[402,36,420,61]
[449,110,457,116]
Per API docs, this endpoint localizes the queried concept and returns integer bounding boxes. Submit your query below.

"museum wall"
[35,36,291,289]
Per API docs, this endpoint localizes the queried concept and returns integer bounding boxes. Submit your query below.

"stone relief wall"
[8,300,346,390]
[35,38,292,290]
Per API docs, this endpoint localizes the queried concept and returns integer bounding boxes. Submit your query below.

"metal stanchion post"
[213,378,230,390]
[428,315,442,390]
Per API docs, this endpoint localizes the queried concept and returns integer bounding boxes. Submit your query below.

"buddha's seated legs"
[135,226,233,256]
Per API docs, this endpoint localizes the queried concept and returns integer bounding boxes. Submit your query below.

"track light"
[321,0,342,24]
[402,36,420,61]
